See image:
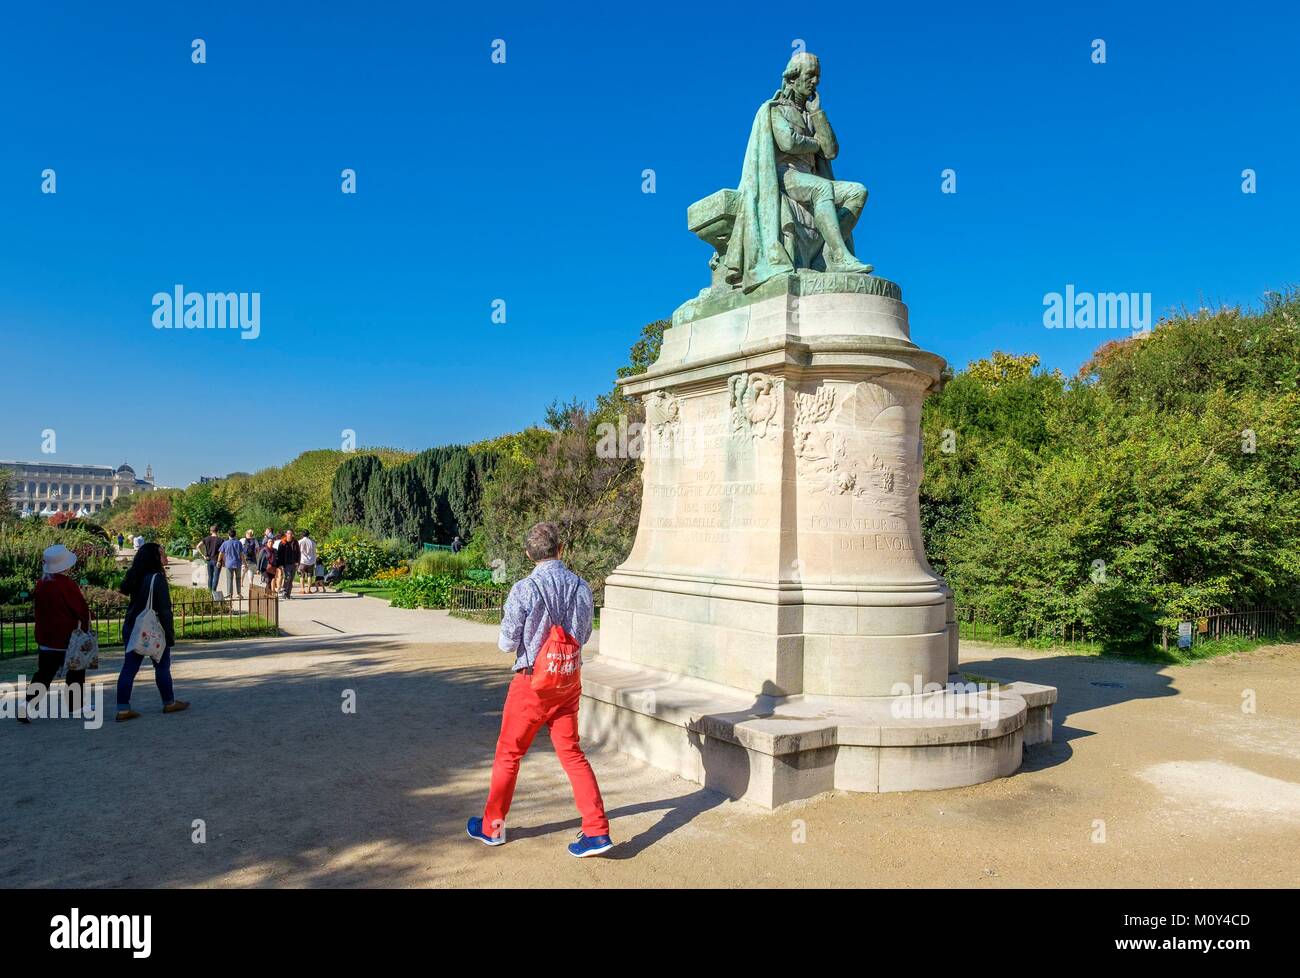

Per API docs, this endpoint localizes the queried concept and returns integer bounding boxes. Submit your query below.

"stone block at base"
[580,655,1053,808]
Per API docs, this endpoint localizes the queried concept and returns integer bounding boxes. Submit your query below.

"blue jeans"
[207,560,219,591]
[117,647,175,710]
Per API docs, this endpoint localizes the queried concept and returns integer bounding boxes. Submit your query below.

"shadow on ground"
[961,647,1181,773]
[2,633,714,887]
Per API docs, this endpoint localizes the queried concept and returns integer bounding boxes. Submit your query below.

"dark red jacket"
[33,574,91,651]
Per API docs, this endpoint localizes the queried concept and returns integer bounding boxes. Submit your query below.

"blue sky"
[2,0,1297,486]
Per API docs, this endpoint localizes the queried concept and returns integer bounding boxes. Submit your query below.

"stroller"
[322,560,346,590]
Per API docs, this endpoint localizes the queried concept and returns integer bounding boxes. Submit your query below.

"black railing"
[0,588,279,659]
[956,606,1097,650]
[1160,607,1294,651]
[448,585,509,624]
[956,604,1296,654]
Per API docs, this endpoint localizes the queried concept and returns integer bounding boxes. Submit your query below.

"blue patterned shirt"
[498,559,594,671]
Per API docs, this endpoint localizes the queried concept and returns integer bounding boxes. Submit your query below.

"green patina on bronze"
[685,52,876,309]
[672,270,903,326]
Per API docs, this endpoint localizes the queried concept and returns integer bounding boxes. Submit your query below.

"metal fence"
[956,606,1097,650]
[1159,607,1294,652]
[0,588,279,659]
[448,585,508,624]
[957,604,1295,654]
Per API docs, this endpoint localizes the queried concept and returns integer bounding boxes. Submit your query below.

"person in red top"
[20,544,91,723]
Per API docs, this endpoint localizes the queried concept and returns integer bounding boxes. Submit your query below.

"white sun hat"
[42,544,78,576]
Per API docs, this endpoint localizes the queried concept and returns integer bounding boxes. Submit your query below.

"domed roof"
[116,463,135,475]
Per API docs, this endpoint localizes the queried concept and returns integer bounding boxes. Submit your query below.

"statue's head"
[781,52,820,101]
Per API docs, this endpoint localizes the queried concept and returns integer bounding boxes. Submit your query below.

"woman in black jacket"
[116,543,189,722]
[256,541,273,586]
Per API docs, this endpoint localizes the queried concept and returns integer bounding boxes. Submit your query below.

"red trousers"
[482,673,609,839]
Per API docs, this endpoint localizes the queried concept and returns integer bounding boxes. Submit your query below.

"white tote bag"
[125,573,167,662]
[64,624,99,670]
[55,622,99,680]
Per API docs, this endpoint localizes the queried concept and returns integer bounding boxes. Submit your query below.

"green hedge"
[388,573,458,609]
[317,527,410,580]
[387,572,508,610]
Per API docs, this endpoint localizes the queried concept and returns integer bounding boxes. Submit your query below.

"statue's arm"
[810,109,838,161]
[771,106,822,157]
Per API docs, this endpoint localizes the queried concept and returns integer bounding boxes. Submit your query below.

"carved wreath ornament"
[728,372,781,440]
[643,390,682,447]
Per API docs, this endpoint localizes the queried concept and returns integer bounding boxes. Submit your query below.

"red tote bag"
[528,580,583,699]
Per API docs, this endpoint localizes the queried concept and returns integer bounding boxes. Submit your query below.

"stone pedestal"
[581,272,1057,807]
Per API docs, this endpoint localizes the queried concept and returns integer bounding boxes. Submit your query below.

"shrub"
[317,527,408,580]
[167,585,226,614]
[409,549,478,576]
[388,573,458,609]
[168,483,235,541]
[234,499,286,538]
[0,574,31,604]
[0,523,120,596]
[477,405,640,603]
[83,585,129,613]
[324,524,369,545]
[1080,580,1158,655]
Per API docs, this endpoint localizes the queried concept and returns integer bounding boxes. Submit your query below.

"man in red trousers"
[467,522,613,857]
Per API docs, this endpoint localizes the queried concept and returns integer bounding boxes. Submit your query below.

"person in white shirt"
[297,532,317,595]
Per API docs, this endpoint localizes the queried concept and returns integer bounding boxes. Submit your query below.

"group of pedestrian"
[19,542,187,724]
[199,525,321,600]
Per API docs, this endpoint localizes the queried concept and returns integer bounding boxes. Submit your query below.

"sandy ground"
[2,587,1298,888]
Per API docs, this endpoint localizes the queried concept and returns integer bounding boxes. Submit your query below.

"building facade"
[1,460,155,516]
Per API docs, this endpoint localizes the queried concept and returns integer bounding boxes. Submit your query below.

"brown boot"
[116,710,142,723]
[163,700,190,714]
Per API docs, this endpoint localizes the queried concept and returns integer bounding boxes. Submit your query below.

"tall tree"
[364,464,434,545]
[331,454,383,527]
[132,494,172,531]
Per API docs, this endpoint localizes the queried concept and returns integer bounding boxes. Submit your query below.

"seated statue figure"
[721,52,873,292]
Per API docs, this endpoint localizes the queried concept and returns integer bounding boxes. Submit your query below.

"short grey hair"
[524,521,562,561]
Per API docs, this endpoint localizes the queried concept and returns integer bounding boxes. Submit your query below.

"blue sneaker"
[567,833,614,858]
[466,816,506,847]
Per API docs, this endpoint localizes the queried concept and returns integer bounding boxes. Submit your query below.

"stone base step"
[580,655,1057,808]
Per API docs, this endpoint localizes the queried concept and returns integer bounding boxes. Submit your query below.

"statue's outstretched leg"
[836,181,868,239]
[815,198,872,275]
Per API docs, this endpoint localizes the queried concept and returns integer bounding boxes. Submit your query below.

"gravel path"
[2,583,1296,887]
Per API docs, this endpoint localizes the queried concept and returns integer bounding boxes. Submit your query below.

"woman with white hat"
[20,544,91,723]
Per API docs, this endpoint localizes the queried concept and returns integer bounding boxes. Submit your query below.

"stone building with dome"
[1,459,156,517]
